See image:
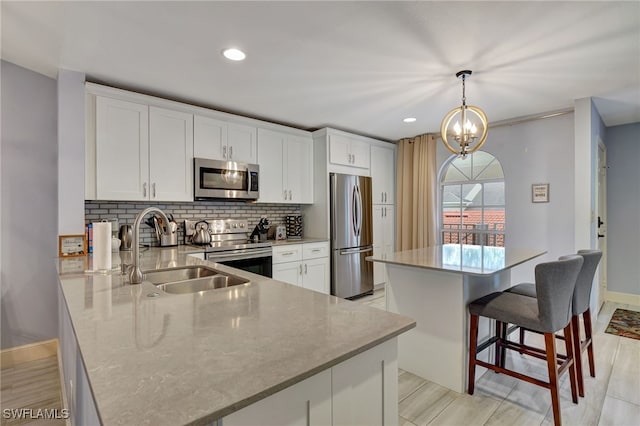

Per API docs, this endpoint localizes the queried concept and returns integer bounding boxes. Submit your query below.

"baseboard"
[0,338,58,369]
[606,290,640,306]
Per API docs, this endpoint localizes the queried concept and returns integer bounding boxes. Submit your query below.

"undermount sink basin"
[143,265,249,294]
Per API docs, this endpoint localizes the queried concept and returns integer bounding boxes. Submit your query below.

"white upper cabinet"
[193,116,257,164]
[370,145,396,205]
[227,122,258,163]
[96,96,149,200]
[94,96,193,202]
[257,128,313,204]
[149,107,193,201]
[329,134,370,169]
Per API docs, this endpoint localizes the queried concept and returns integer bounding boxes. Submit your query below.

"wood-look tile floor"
[356,288,640,426]
[0,355,65,426]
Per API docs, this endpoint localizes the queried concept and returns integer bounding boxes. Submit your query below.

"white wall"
[605,122,640,296]
[1,61,59,348]
[58,69,86,235]
[436,112,576,284]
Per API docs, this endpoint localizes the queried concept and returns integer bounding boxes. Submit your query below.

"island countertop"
[367,244,546,276]
[57,248,415,425]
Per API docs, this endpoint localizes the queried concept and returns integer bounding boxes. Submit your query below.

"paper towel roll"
[93,221,112,271]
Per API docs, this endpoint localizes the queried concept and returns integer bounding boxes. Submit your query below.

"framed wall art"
[58,234,86,257]
[531,183,550,203]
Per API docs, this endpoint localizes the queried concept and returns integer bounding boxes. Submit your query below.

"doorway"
[597,140,608,311]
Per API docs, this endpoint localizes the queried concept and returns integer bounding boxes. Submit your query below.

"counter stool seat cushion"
[469,292,542,332]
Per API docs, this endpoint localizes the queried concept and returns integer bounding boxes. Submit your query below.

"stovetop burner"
[184,219,272,252]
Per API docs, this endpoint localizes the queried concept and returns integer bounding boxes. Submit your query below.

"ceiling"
[2,1,639,141]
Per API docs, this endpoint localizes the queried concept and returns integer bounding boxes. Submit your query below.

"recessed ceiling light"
[222,48,246,61]
[403,117,417,123]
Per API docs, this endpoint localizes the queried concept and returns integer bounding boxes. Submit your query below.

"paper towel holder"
[59,234,86,258]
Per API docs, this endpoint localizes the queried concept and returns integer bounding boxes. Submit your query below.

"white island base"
[369,245,546,394]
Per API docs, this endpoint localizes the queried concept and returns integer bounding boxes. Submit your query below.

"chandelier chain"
[461,74,467,106]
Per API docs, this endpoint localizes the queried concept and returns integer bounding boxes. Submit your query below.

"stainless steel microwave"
[194,158,259,200]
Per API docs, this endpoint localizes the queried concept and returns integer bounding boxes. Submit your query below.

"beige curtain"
[396,133,437,250]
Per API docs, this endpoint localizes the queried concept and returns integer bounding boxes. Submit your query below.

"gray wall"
[605,122,640,296]
[436,112,577,285]
[1,61,59,349]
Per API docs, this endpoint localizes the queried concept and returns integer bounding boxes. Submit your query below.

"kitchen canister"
[285,215,303,239]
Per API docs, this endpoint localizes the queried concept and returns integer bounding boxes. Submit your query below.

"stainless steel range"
[184,219,272,278]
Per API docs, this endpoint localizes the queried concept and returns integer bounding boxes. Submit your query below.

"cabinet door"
[193,115,227,160]
[285,135,313,204]
[349,138,370,169]
[149,107,194,201]
[328,134,351,166]
[273,261,302,286]
[332,338,398,426]
[302,257,330,294]
[372,205,385,286]
[257,128,286,203]
[96,96,149,200]
[227,122,257,163]
[224,369,331,426]
[371,145,395,204]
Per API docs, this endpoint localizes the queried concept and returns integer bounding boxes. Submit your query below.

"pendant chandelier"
[440,70,488,158]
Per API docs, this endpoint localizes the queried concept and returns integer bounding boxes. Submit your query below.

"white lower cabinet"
[223,369,332,426]
[59,284,100,426]
[222,338,398,426]
[272,242,329,294]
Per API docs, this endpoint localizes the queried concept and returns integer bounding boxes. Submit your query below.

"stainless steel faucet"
[128,207,170,284]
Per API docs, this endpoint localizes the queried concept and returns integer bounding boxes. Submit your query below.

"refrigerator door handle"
[351,185,359,237]
[355,184,362,237]
[339,247,373,255]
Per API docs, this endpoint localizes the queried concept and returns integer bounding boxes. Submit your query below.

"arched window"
[440,151,505,247]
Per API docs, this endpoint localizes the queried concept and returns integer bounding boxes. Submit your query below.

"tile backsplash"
[85,200,301,246]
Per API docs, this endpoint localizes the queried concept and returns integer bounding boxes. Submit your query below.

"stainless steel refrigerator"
[330,173,373,299]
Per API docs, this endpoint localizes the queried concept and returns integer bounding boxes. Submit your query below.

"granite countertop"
[367,244,546,276]
[57,248,414,425]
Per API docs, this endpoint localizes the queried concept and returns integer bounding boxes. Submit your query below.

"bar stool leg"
[544,332,562,426]
[468,314,479,395]
[563,323,579,404]
[583,308,596,378]
[571,315,585,397]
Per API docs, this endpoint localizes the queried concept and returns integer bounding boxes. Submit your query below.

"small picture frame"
[532,183,550,203]
[59,234,86,257]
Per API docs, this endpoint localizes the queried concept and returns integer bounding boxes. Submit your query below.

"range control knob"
[240,223,245,228]
[233,223,238,228]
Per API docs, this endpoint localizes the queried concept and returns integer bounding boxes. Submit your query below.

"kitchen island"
[367,244,545,393]
[57,247,415,426]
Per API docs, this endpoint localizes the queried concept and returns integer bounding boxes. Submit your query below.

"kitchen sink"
[143,265,249,294]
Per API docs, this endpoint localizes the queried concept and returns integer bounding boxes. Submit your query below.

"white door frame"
[596,139,607,311]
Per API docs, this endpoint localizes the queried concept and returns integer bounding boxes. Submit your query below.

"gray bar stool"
[507,250,602,397]
[468,255,583,426]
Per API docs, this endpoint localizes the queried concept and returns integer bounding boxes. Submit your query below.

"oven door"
[194,158,259,200]
[205,248,272,278]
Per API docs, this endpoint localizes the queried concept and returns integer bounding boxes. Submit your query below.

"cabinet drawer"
[303,242,329,260]
[272,244,303,263]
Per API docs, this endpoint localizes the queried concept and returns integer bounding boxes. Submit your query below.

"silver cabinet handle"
[223,145,227,159]
[152,183,156,198]
[299,264,303,275]
[282,251,294,256]
[143,182,147,197]
[304,264,308,274]
[229,145,233,159]
[283,190,288,200]
[381,192,384,203]
[311,248,321,253]
[384,192,387,203]
[288,189,292,200]
[352,153,355,163]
